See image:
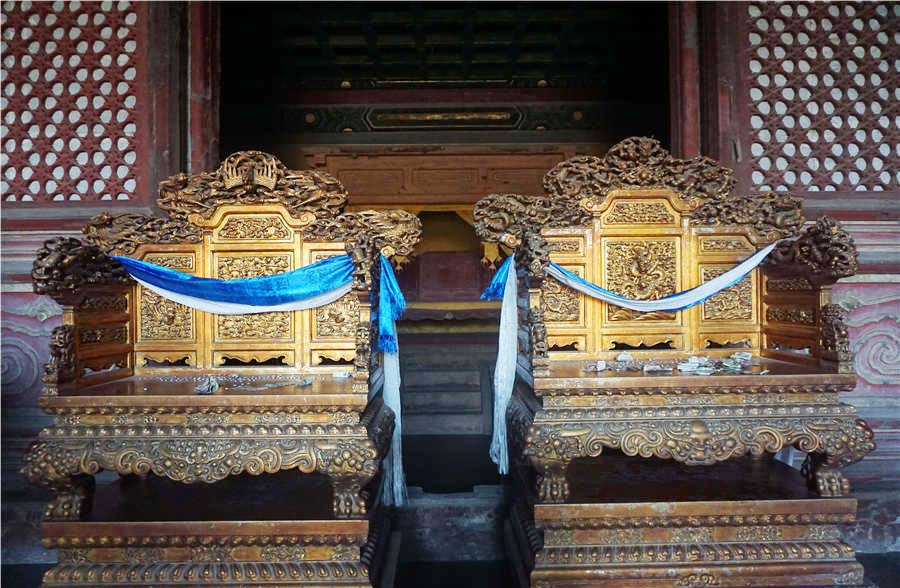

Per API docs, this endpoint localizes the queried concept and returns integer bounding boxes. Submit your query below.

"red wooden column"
[668,1,701,158]
[188,2,221,173]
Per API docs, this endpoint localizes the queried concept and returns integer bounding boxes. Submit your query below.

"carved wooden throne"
[22,152,420,587]
[474,137,876,588]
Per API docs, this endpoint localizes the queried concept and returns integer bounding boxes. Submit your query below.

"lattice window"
[1,0,144,203]
[745,2,899,192]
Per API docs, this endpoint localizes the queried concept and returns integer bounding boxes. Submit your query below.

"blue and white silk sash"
[481,241,778,474]
[113,253,408,506]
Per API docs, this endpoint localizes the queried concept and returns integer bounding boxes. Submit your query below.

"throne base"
[37,471,398,588]
[506,456,873,588]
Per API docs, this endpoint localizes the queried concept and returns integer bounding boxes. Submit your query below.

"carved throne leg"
[331,474,369,518]
[21,440,95,520]
[802,419,876,497]
[531,457,571,503]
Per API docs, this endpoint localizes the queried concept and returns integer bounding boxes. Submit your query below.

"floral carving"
[217,255,291,279]
[766,306,816,325]
[217,313,291,340]
[820,304,854,373]
[142,254,194,270]
[42,325,76,395]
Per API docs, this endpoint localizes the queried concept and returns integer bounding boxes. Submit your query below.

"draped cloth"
[481,242,779,474]
[113,253,408,506]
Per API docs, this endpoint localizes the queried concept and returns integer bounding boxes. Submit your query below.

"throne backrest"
[34,151,422,392]
[475,137,856,369]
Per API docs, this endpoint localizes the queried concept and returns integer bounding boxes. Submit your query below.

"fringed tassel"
[488,255,518,475]
[377,255,408,506]
[381,350,408,506]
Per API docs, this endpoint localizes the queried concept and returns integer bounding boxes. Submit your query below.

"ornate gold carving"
[142,254,194,270]
[83,213,202,256]
[473,192,591,277]
[43,325,76,395]
[140,289,192,340]
[217,313,291,340]
[218,215,291,240]
[217,255,291,279]
[542,277,580,322]
[765,216,859,284]
[767,277,813,291]
[701,238,752,252]
[603,200,675,224]
[701,267,752,321]
[670,527,713,543]
[33,237,129,305]
[260,544,308,562]
[79,325,127,345]
[158,151,348,221]
[692,191,803,241]
[303,210,423,289]
[76,294,128,313]
[316,294,360,338]
[525,410,875,502]
[735,526,783,541]
[820,304,854,373]
[605,240,677,321]
[767,307,816,325]
[190,545,234,562]
[677,573,720,587]
[547,239,581,253]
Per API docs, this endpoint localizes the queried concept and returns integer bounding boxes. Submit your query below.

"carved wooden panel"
[214,215,293,242]
[699,236,754,254]
[213,254,293,342]
[139,288,194,341]
[700,266,754,322]
[603,239,679,322]
[601,200,677,225]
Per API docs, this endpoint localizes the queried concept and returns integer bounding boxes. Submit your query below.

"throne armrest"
[761,216,859,373]
[33,237,134,395]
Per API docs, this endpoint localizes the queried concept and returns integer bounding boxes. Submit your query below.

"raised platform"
[507,456,871,588]
[38,472,398,587]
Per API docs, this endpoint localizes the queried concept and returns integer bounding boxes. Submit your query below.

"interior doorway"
[218,1,672,577]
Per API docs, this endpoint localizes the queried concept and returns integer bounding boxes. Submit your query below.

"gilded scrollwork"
[218,215,291,240]
[22,431,379,520]
[157,151,348,221]
[764,216,859,284]
[76,294,128,313]
[217,255,291,279]
[78,325,128,345]
[603,201,675,224]
[217,313,291,340]
[142,254,194,270]
[83,213,202,255]
[766,306,816,325]
[525,410,875,502]
[701,267,752,321]
[605,240,677,321]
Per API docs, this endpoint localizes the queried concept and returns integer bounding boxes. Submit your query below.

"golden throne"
[23,152,420,587]
[474,137,875,588]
